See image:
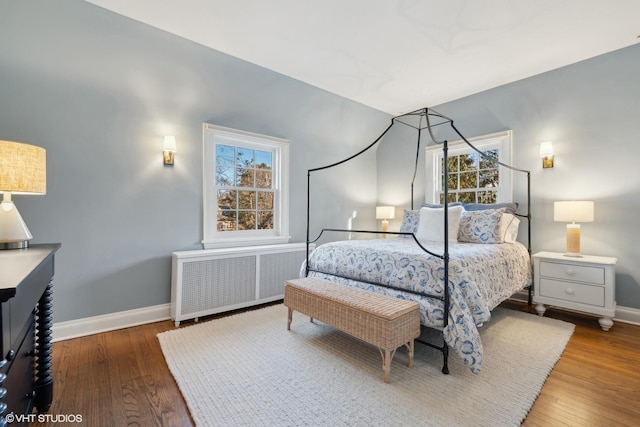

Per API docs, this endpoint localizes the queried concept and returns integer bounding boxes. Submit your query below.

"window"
[203,124,289,249]
[425,131,513,204]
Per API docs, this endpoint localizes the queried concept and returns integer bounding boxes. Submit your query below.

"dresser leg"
[535,303,547,316]
[598,317,613,331]
[34,281,54,413]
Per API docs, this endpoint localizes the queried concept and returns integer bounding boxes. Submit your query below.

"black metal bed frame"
[304,107,531,374]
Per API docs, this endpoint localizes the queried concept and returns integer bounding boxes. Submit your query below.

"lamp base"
[0,241,29,250]
[0,198,34,250]
[563,252,583,258]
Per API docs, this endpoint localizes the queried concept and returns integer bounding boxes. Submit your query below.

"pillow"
[399,209,420,235]
[462,202,518,215]
[500,213,520,243]
[416,205,464,242]
[458,208,504,244]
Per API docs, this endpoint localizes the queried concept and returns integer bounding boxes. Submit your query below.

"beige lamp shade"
[0,140,47,194]
[375,206,395,220]
[0,140,46,249]
[553,201,594,223]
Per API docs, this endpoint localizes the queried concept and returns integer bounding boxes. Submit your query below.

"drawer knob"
[565,269,574,275]
[565,287,574,295]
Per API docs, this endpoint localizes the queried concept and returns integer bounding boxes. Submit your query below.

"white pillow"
[500,213,521,243]
[416,205,464,242]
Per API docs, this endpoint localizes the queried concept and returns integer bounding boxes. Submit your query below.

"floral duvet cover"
[302,237,532,373]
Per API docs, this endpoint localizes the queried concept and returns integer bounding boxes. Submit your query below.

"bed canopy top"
[306,107,531,245]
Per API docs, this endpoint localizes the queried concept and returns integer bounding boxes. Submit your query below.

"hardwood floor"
[32,301,640,427]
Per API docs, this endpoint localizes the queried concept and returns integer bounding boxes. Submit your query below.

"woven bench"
[284,277,420,383]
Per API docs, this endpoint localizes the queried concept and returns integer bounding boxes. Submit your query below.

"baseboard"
[52,295,640,342]
[510,290,640,326]
[52,303,171,342]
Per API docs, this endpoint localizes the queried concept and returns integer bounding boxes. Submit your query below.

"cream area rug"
[158,304,574,426]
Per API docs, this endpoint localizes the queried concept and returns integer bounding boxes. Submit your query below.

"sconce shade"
[554,201,594,223]
[539,141,554,168]
[539,141,554,157]
[0,140,47,195]
[376,206,395,220]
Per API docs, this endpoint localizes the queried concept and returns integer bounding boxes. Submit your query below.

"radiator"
[170,243,312,326]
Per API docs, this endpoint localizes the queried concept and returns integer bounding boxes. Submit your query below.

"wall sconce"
[0,140,47,249]
[163,135,176,166]
[539,141,554,168]
[376,206,395,237]
[554,200,594,257]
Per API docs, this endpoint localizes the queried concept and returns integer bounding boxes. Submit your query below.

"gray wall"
[378,44,640,309]
[1,0,389,322]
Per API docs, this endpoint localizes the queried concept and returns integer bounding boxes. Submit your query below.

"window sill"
[202,235,291,250]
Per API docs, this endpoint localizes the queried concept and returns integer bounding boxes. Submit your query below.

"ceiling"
[85,0,639,115]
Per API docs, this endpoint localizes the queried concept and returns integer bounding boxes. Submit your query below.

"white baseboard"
[613,305,640,326]
[52,303,171,342]
[52,297,640,342]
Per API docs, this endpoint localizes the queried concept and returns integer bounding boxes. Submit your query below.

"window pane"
[237,211,256,230]
[447,173,458,191]
[238,191,256,209]
[257,211,273,230]
[447,156,458,172]
[257,191,273,209]
[236,147,254,168]
[256,150,272,168]
[478,191,497,203]
[459,153,478,171]
[458,192,477,203]
[217,210,236,231]
[217,190,236,209]
[216,166,235,186]
[216,145,235,166]
[480,150,499,169]
[480,170,499,188]
[459,171,478,189]
[256,169,272,189]
[236,167,255,187]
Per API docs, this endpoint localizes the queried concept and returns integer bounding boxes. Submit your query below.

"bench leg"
[287,308,293,330]
[382,349,392,383]
[405,341,415,368]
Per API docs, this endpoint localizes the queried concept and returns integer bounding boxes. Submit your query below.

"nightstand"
[532,251,617,331]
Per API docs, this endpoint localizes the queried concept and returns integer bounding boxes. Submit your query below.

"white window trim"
[202,123,290,249]
[425,130,513,204]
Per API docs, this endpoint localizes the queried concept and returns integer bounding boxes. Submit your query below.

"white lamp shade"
[554,201,594,223]
[0,140,47,195]
[539,141,554,157]
[163,135,177,152]
[376,206,395,220]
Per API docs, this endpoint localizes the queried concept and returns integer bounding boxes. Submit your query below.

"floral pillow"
[399,209,420,236]
[458,208,505,244]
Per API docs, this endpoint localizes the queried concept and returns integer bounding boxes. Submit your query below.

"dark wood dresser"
[0,244,59,425]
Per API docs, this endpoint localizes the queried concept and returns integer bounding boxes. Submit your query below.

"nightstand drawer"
[539,278,605,306]
[539,261,605,285]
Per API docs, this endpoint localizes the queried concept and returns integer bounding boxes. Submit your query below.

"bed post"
[442,138,450,375]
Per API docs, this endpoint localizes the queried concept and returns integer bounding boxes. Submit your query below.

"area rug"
[158,304,574,426]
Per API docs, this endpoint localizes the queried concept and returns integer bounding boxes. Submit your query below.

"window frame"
[425,130,513,204]
[203,123,290,249]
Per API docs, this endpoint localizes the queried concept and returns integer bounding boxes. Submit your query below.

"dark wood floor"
[32,301,640,427]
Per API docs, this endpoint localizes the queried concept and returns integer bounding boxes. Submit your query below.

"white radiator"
[170,243,312,326]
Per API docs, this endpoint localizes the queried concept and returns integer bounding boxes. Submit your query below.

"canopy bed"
[303,108,532,374]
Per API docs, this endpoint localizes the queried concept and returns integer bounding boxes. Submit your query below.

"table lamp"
[553,200,594,257]
[376,206,395,236]
[0,140,47,249]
